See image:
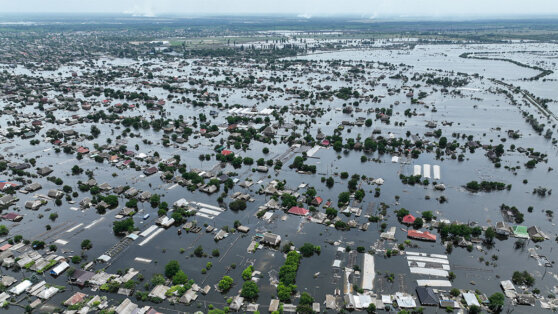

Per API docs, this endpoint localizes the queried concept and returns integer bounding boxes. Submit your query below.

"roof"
[463,292,480,307]
[0,182,18,190]
[416,287,439,305]
[513,225,529,238]
[221,149,233,156]
[144,167,158,175]
[395,292,416,308]
[288,206,309,216]
[2,213,22,221]
[402,214,416,224]
[262,232,281,245]
[313,196,323,205]
[408,230,437,241]
[71,270,95,286]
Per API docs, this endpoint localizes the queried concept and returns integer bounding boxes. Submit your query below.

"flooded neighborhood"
[0,4,557,314]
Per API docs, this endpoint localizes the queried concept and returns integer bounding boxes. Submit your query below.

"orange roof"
[64,292,87,306]
[402,214,416,224]
[288,206,309,216]
[407,230,436,241]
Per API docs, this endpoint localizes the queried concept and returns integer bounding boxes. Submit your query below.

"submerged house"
[416,287,439,306]
[0,195,17,208]
[25,200,44,210]
[37,167,53,176]
[513,226,529,239]
[527,226,546,241]
[288,206,309,216]
[495,221,512,236]
[261,232,281,246]
[407,230,437,242]
[2,213,23,222]
[143,167,158,176]
[48,190,64,199]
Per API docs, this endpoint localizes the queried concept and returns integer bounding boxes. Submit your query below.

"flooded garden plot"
[0,19,556,313]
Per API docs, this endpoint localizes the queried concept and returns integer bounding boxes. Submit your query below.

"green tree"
[172,270,188,285]
[421,211,433,222]
[242,265,254,281]
[103,195,119,208]
[326,177,334,188]
[299,243,316,257]
[277,284,293,302]
[165,260,180,278]
[229,199,247,211]
[485,227,496,243]
[218,276,234,292]
[150,194,160,207]
[240,280,259,300]
[194,245,204,257]
[151,274,166,286]
[113,218,134,235]
[326,207,338,218]
[333,140,343,152]
[71,255,82,264]
[439,136,448,148]
[366,303,376,313]
[412,217,424,229]
[488,292,505,312]
[81,239,92,250]
[300,292,314,305]
[281,193,297,208]
[338,192,350,205]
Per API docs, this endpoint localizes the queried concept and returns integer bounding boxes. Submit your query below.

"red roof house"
[402,214,416,225]
[321,140,330,146]
[221,150,233,156]
[76,147,89,154]
[2,213,23,222]
[288,206,309,216]
[0,244,12,252]
[407,230,437,242]
[64,292,87,306]
[311,196,323,206]
[0,182,18,190]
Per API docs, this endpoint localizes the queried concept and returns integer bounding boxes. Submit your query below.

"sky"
[2,0,558,19]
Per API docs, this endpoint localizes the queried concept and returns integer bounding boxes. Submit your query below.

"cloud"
[123,0,156,17]
[297,13,312,19]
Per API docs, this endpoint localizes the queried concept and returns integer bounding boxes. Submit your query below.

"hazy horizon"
[2,0,558,19]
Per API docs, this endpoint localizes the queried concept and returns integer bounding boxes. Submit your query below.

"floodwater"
[0,42,557,312]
